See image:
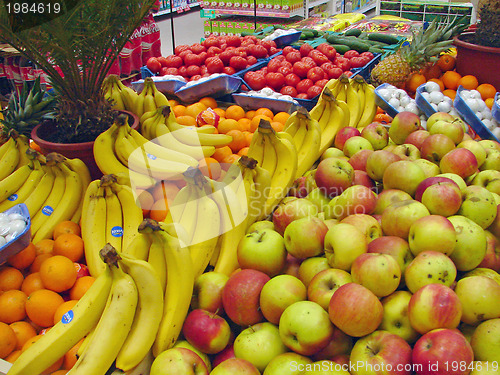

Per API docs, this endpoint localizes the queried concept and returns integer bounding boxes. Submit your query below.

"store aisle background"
[156,11,205,57]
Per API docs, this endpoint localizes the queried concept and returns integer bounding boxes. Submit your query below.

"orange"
[441,71,462,90]
[422,63,442,80]
[150,181,179,202]
[69,276,95,300]
[217,118,240,134]
[250,115,272,132]
[39,255,78,293]
[406,73,426,93]
[437,54,456,72]
[9,321,37,350]
[213,107,226,119]
[0,267,24,291]
[428,78,445,92]
[237,118,252,132]
[149,199,169,222]
[184,102,207,118]
[222,154,241,164]
[244,131,253,147]
[225,105,246,121]
[0,290,27,323]
[197,108,220,127]
[64,338,84,369]
[51,370,69,375]
[30,254,53,273]
[21,272,44,296]
[477,83,497,100]
[212,146,233,163]
[172,104,186,117]
[52,221,81,240]
[21,334,42,351]
[237,147,249,156]
[53,234,84,262]
[485,97,495,110]
[443,89,457,100]
[168,99,179,107]
[25,289,64,328]
[255,107,274,119]
[34,239,55,256]
[5,349,21,363]
[199,97,218,109]
[198,157,222,180]
[273,112,290,125]
[176,115,197,126]
[0,322,16,358]
[30,142,42,153]
[135,189,154,217]
[271,121,285,132]
[458,75,479,90]
[246,110,256,120]
[7,243,36,270]
[226,130,246,153]
[53,300,78,326]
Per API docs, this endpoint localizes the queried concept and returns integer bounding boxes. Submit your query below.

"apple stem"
[257,232,265,243]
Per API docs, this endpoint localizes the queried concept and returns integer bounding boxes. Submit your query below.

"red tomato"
[164,55,183,68]
[247,56,258,66]
[315,79,328,89]
[183,53,202,66]
[296,79,314,94]
[360,52,375,60]
[307,85,322,99]
[178,50,193,60]
[296,93,309,99]
[265,72,285,91]
[267,58,282,73]
[260,40,273,53]
[235,47,248,58]
[280,85,298,97]
[317,43,337,61]
[175,45,191,55]
[190,74,202,81]
[186,65,201,77]
[350,56,368,68]
[226,35,242,47]
[277,66,292,76]
[178,66,188,77]
[300,43,314,57]
[328,67,343,79]
[244,71,266,90]
[206,56,224,74]
[200,65,208,75]
[190,43,206,54]
[269,47,280,55]
[285,73,301,87]
[343,50,360,59]
[292,61,309,78]
[335,57,351,72]
[282,46,295,56]
[202,38,218,49]
[146,57,162,74]
[248,44,268,59]
[161,67,179,76]
[223,66,236,75]
[301,56,317,68]
[198,52,208,65]
[308,50,329,66]
[243,35,258,44]
[307,67,325,82]
[207,46,223,57]
[344,71,353,77]
[274,54,286,62]
[157,56,169,67]
[219,50,235,65]
[285,51,301,64]
[229,56,248,71]
[75,263,90,279]
[320,62,335,72]
[241,39,255,48]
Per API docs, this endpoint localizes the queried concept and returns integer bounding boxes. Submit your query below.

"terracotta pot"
[31,110,139,180]
[453,32,500,90]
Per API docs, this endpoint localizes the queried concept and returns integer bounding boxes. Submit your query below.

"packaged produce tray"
[272,31,302,48]
[132,75,187,95]
[492,92,500,123]
[0,203,31,265]
[374,83,399,118]
[232,93,300,114]
[415,83,436,118]
[454,85,499,142]
[174,74,243,103]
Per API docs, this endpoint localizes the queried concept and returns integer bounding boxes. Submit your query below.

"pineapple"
[475,0,500,48]
[371,17,468,88]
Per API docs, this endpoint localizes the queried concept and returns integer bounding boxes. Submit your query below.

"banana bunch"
[247,119,298,218]
[309,86,351,155]
[81,174,143,277]
[7,242,164,375]
[0,130,35,180]
[133,77,170,120]
[284,107,322,179]
[103,74,140,114]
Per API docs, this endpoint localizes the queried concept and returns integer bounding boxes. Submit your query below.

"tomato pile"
[243,43,375,99]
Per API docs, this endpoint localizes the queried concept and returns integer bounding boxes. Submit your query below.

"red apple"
[272,198,318,236]
[389,111,421,144]
[315,157,354,198]
[212,344,235,368]
[283,216,329,260]
[150,347,209,375]
[367,236,413,274]
[405,129,430,149]
[210,357,260,375]
[182,309,231,354]
[420,134,456,164]
[478,230,500,271]
[440,148,479,179]
[353,170,376,189]
[348,149,374,171]
[361,122,390,150]
[334,127,361,150]
[191,271,229,313]
[366,150,402,182]
[414,176,460,202]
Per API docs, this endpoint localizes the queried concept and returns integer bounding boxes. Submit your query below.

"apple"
[182,309,231,354]
[222,269,270,326]
[420,181,463,217]
[343,136,374,158]
[212,344,235,368]
[477,231,500,272]
[272,197,318,236]
[383,144,397,152]
[247,220,275,234]
[383,160,426,197]
[420,134,456,164]
[307,268,352,310]
[436,173,467,191]
[263,352,313,375]
[468,361,500,375]
[315,157,354,198]
[150,347,209,375]
[283,253,302,278]
[284,216,329,260]
[429,120,464,145]
[210,357,260,375]
[470,318,500,362]
[368,236,413,274]
[472,170,500,196]
[334,126,361,150]
[306,188,331,212]
[454,275,500,325]
[479,139,500,152]
[353,170,376,189]
[349,330,413,375]
[328,283,383,337]
[480,149,500,171]
[381,200,430,239]
[259,274,307,325]
[408,215,457,256]
[237,228,287,277]
[380,290,420,343]
[340,214,381,243]
[458,186,497,229]
[191,271,229,313]
[414,159,441,178]
[405,129,430,149]
[415,176,460,202]
[174,340,212,372]
[389,111,421,144]
[365,150,401,182]
[361,122,390,150]
[324,223,367,271]
[463,267,500,287]
[373,189,412,215]
[426,112,457,132]
[297,256,330,287]
[348,149,374,171]
[448,215,488,272]
[393,143,421,160]
[327,185,378,220]
[312,326,353,360]
[404,251,457,293]
[321,147,345,161]
[351,253,401,297]
[412,329,474,375]
[279,300,334,356]
[440,148,478,179]
[233,322,287,372]
[458,140,487,167]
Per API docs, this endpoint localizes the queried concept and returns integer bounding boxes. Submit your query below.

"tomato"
[320,62,335,72]
[235,47,248,58]
[296,79,314,94]
[292,61,309,78]
[335,57,351,72]
[301,56,317,68]
[360,52,375,60]
[285,51,301,64]
[186,65,201,77]
[178,66,188,77]
[174,45,191,55]
[328,67,343,79]
[284,73,301,87]
[200,65,208,75]
[277,66,292,76]
[265,72,285,91]
[207,46,223,57]
[223,66,236,75]
[307,85,322,99]
[315,79,328,89]
[247,56,258,66]
[202,38,219,49]
[280,85,298,97]
[267,58,281,73]
[226,35,242,47]
[316,43,337,61]
[308,50,329,66]
[269,47,280,56]
[206,57,224,74]
[307,67,325,82]
[241,39,255,48]
[282,46,295,56]
[161,67,179,76]
[296,93,309,99]
[198,52,208,65]
[229,56,248,71]
[190,74,202,81]
[244,71,266,90]
[260,40,273,53]
[183,53,202,66]
[343,50,360,59]
[274,54,286,62]
[157,56,168,67]
[178,50,193,60]
[300,43,314,57]
[344,71,353,77]
[350,56,368,69]
[190,43,206,54]
[146,57,162,74]
[219,50,236,65]
[248,44,268,59]
[164,55,183,68]
[242,35,258,44]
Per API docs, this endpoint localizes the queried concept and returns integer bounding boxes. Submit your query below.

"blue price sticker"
[61,310,74,324]
[111,226,123,238]
[147,153,157,160]
[7,194,18,201]
[42,205,54,216]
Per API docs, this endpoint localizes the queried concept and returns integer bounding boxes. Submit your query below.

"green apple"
[191,271,229,314]
[365,150,401,182]
[469,361,500,375]
[373,189,412,215]
[284,216,329,260]
[361,122,390,150]
[174,340,212,372]
[343,136,374,158]
[408,215,457,256]
[247,220,274,234]
[297,256,331,287]
[448,215,488,271]
[458,186,497,229]
[479,140,500,152]
[413,159,441,178]
[426,112,456,132]
[263,352,313,375]
[458,140,487,167]
[463,268,500,287]
[307,268,352,310]
[324,223,367,271]
[321,147,345,161]
[404,250,457,293]
[233,322,287,372]
[381,199,430,240]
[383,160,426,197]
[480,149,500,171]
[340,214,382,243]
[392,143,421,160]
[472,170,500,196]
[455,276,500,325]
[470,318,500,362]
[367,236,414,275]
[327,185,378,220]
[350,253,401,298]
[388,111,421,144]
[380,291,419,343]
[436,173,467,191]
[150,347,208,375]
[429,120,464,145]
[306,188,331,212]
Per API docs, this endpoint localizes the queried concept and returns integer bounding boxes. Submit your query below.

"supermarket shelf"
[307,0,331,8]
[356,1,376,13]
[154,2,201,16]
[201,7,305,18]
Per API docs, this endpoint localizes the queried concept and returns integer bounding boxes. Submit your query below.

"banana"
[7,266,112,375]
[112,350,154,375]
[261,132,278,177]
[0,135,14,161]
[139,108,157,126]
[146,226,168,293]
[213,219,247,276]
[294,112,322,179]
[151,81,170,108]
[68,247,138,375]
[134,82,148,120]
[64,157,92,224]
[76,327,95,358]
[309,95,327,122]
[32,159,82,243]
[14,134,31,170]
[116,78,140,113]
[0,136,20,180]
[103,185,124,253]
[171,181,199,246]
[141,107,163,140]
[23,163,56,217]
[0,160,44,212]
[143,81,157,115]
[343,76,361,128]
[358,82,377,128]
[116,252,163,371]
[122,232,151,261]
[107,81,126,111]
[166,119,233,147]
[246,125,265,168]
[319,97,350,155]
[351,77,366,120]
[0,163,32,204]
[336,78,347,102]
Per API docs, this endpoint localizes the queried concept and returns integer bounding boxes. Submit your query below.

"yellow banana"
[166,118,232,147]
[343,76,361,127]
[261,132,277,177]
[23,163,56,217]
[111,85,126,111]
[143,80,157,114]
[14,134,31,170]
[0,135,14,160]
[293,111,322,179]
[213,220,247,276]
[0,136,20,180]
[122,232,151,261]
[103,185,124,253]
[0,160,44,212]
[0,163,32,204]
[133,83,148,120]
[145,226,168,293]
[116,78,140,113]
[358,82,377,128]
[64,157,92,224]
[139,108,158,126]
[319,98,350,155]
[246,125,266,168]
[151,81,170,108]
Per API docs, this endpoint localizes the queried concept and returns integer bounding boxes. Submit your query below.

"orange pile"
[0,221,93,373]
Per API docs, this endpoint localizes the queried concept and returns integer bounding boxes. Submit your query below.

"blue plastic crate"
[0,204,31,265]
[492,92,500,124]
[375,83,399,118]
[415,83,436,118]
[174,74,243,103]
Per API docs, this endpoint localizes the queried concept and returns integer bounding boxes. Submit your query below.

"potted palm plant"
[0,0,156,176]
[453,0,500,89]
